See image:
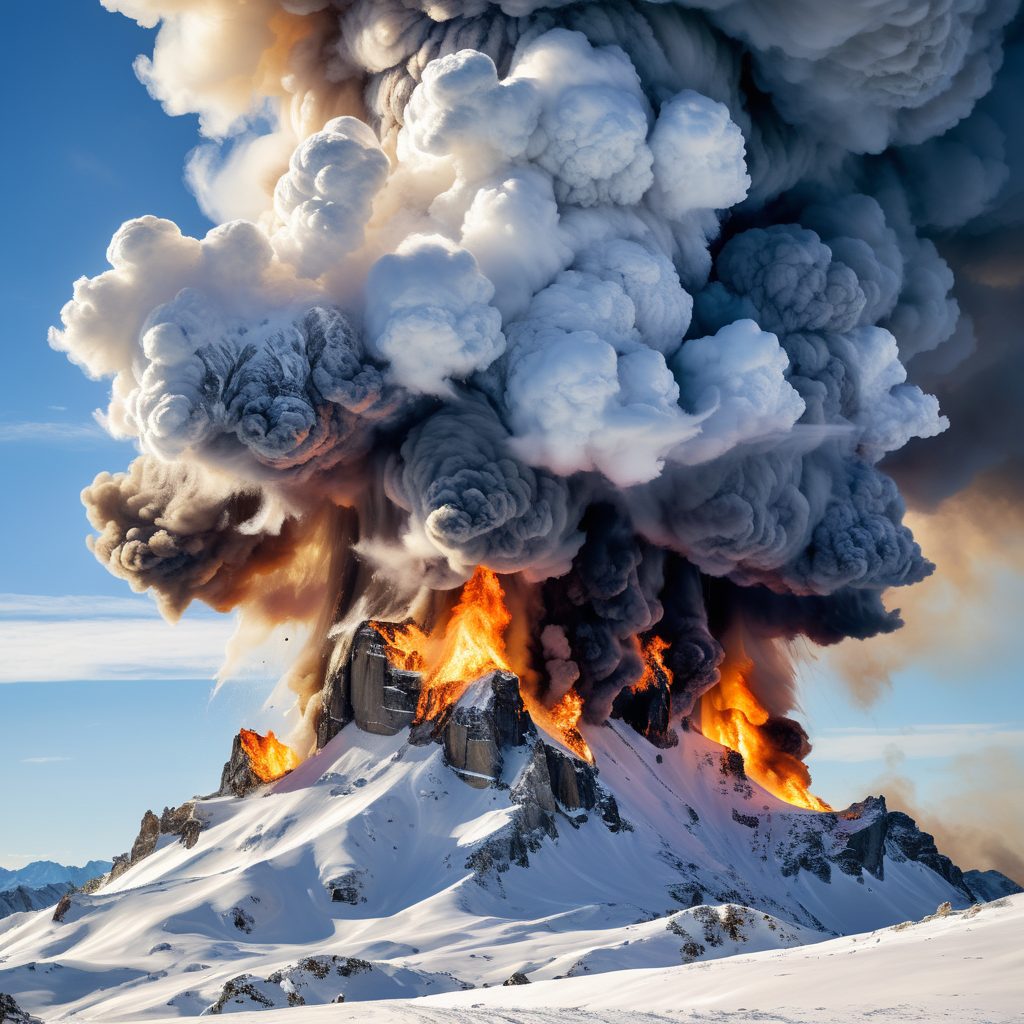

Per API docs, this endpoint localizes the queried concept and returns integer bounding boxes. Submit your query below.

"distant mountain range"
[0,860,111,892]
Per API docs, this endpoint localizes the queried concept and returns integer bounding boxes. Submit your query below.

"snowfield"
[0,716,1015,1022]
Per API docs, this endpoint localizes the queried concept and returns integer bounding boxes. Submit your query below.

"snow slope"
[0,716,985,1020]
[140,893,1022,1024]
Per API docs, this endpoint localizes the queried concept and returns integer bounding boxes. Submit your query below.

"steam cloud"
[60,0,1024,755]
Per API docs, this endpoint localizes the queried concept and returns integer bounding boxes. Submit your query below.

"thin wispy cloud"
[0,594,166,619]
[0,421,110,444]
[808,723,1024,762]
[20,757,74,763]
[0,617,237,683]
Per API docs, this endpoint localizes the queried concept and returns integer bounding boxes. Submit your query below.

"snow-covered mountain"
[0,862,110,893]
[0,662,994,1021]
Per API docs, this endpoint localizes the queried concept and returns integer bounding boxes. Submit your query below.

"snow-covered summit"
[0,657,988,1020]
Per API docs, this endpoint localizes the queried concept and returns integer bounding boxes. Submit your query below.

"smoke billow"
[59,0,1024,764]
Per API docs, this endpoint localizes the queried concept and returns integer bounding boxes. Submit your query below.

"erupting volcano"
[9,0,1024,1016]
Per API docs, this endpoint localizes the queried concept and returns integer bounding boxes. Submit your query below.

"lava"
[239,728,301,783]
[699,655,831,812]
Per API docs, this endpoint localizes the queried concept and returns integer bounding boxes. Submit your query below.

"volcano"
[0,625,1012,1020]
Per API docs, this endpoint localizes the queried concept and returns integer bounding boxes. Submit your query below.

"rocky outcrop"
[0,993,44,1024]
[963,868,1024,902]
[317,660,353,749]
[347,625,421,736]
[104,802,210,888]
[0,884,71,922]
[611,658,677,750]
[219,734,264,797]
[130,811,160,866]
[503,972,530,985]
[438,672,533,789]
[52,895,71,922]
[812,796,974,900]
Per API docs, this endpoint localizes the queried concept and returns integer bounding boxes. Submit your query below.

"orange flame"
[372,568,593,761]
[372,567,512,720]
[635,635,672,691]
[537,688,593,763]
[700,655,831,812]
[239,728,301,783]
[418,566,513,720]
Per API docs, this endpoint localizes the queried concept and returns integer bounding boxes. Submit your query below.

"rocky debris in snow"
[326,871,366,904]
[346,624,422,736]
[205,956,466,1012]
[503,972,531,985]
[963,868,1024,902]
[78,875,107,894]
[0,884,71,922]
[51,895,71,923]
[0,993,44,1024]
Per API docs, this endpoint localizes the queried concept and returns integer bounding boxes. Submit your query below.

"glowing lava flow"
[239,728,301,782]
[700,655,831,812]
[373,567,592,761]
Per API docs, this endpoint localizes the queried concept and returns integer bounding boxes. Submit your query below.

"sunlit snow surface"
[0,722,1009,1021]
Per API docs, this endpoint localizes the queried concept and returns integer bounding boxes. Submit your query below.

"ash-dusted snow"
[0,716,991,1021]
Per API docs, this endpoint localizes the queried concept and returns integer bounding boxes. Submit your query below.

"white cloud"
[0,617,237,682]
[808,723,1024,762]
[20,757,74,763]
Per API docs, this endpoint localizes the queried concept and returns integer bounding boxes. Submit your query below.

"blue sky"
[0,1,1021,874]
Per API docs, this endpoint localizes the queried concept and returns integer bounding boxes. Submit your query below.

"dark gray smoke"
[54,0,1024,741]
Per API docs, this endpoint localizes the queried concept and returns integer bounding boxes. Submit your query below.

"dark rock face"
[963,868,1024,902]
[219,734,264,797]
[130,811,160,866]
[0,992,44,1024]
[825,796,974,900]
[884,811,974,899]
[0,884,71,922]
[503,972,531,985]
[103,802,210,889]
[317,661,353,749]
[440,672,533,789]
[51,895,72,923]
[347,624,421,736]
[611,659,678,749]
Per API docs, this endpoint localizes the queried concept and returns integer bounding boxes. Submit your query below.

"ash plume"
[58,0,1024,762]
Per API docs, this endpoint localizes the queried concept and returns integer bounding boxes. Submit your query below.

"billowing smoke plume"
[60,0,1024,754]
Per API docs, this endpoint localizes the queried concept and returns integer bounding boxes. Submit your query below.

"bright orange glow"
[373,567,512,720]
[521,686,593,763]
[372,568,593,761]
[635,635,672,691]
[418,566,513,720]
[239,728,301,783]
[700,653,831,812]
[371,619,429,673]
